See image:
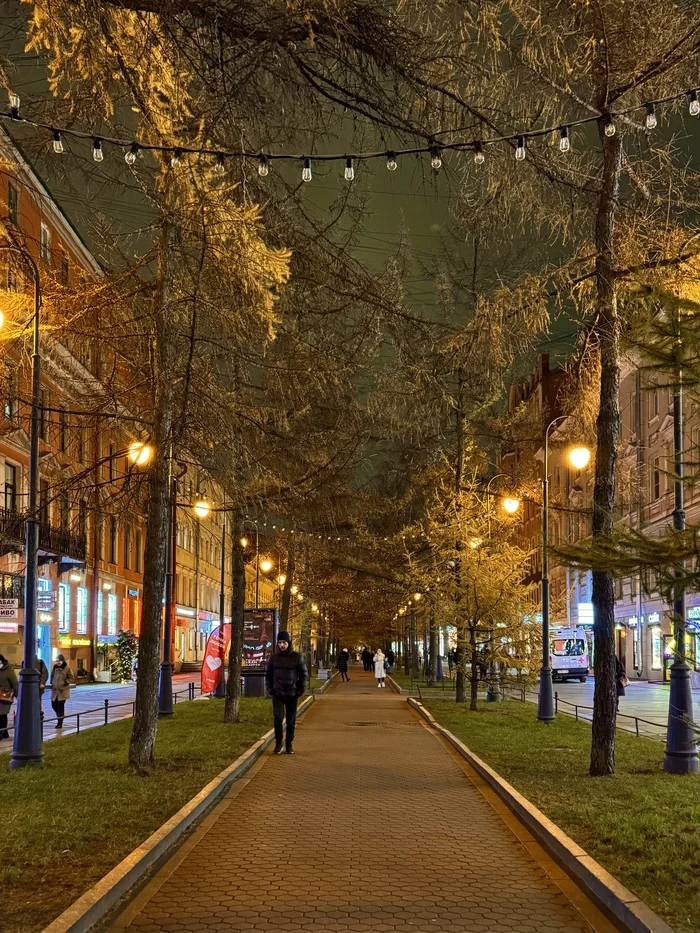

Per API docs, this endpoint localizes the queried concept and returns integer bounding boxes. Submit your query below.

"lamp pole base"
[664,660,699,774]
[158,662,174,717]
[9,667,43,769]
[537,666,556,722]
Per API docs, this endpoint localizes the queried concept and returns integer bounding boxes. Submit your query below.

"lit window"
[97,590,103,636]
[76,586,88,634]
[40,222,51,262]
[107,592,117,635]
[58,582,70,632]
[8,180,18,225]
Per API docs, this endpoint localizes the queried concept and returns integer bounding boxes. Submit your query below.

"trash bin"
[243,668,266,697]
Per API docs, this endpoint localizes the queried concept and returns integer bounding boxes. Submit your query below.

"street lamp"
[539,416,592,722]
[242,520,260,608]
[502,497,520,514]
[127,440,153,467]
[9,244,42,769]
[159,457,185,717]
[260,557,273,574]
[193,496,211,520]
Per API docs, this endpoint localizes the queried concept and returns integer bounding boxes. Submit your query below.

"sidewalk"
[104,671,615,933]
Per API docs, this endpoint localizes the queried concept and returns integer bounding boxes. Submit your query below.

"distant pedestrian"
[615,657,627,712]
[0,654,18,740]
[373,649,386,688]
[34,654,48,696]
[338,648,351,682]
[265,631,308,755]
[361,647,372,672]
[386,648,395,672]
[50,654,75,729]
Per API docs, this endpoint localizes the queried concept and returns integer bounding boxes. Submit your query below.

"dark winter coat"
[34,658,49,693]
[615,659,626,697]
[0,661,18,715]
[337,650,350,672]
[386,650,395,666]
[265,642,308,699]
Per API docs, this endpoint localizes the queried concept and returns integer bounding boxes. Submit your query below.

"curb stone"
[41,695,315,933]
[408,697,676,933]
[386,675,402,694]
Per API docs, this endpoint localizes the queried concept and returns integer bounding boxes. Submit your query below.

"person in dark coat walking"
[265,631,308,755]
[386,648,395,672]
[615,657,627,711]
[338,647,351,682]
[361,647,372,672]
[0,654,18,739]
[50,654,75,729]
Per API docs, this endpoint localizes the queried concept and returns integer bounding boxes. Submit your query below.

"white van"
[551,627,589,683]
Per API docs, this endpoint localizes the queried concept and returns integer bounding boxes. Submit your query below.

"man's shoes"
[286,744,294,755]
[274,742,284,754]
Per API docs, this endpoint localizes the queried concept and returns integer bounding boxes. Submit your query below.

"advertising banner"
[0,598,18,619]
[201,623,230,693]
[243,609,277,669]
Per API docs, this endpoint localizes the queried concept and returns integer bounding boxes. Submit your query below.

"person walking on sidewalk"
[373,648,387,688]
[0,654,18,739]
[337,647,351,682]
[361,647,372,672]
[615,656,627,712]
[386,648,395,672]
[50,654,75,729]
[265,631,308,755]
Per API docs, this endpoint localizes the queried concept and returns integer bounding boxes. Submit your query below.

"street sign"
[0,598,19,619]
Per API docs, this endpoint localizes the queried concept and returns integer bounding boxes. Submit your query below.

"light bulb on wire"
[645,103,657,130]
[8,91,19,116]
[430,148,442,170]
[258,156,269,177]
[474,142,485,165]
[603,116,616,137]
[558,126,570,152]
[52,130,64,154]
[688,90,700,117]
[92,138,104,162]
[125,142,139,164]
[302,158,312,182]
[214,154,225,174]
[344,157,354,181]
[515,136,526,161]
[171,149,182,168]
[386,152,398,171]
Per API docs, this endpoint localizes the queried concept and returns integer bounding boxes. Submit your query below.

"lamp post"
[539,417,591,722]
[485,474,520,702]
[664,307,699,773]
[158,461,181,717]
[242,519,259,608]
[9,244,42,769]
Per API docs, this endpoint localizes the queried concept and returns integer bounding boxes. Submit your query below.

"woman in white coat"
[373,649,386,688]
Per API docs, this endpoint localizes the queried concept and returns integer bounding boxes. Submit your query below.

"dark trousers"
[340,670,349,681]
[0,712,8,738]
[51,699,66,726]
[272,696,298,747]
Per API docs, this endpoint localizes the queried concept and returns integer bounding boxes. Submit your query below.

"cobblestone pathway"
[108,671,616,933]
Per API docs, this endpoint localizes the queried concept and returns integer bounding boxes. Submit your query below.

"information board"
[243,609,277,669]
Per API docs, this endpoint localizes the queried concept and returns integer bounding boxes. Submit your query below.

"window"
[4,365,17,420]
[40,222,51,263]
[109,516,117,564]
[76,586,88,634]
[652,389,659,418]
[7,180,18,225]
[97,590,103,636]
[78,500,87,539]
[107,593,117,635]
[4,462,16,512]
[59,408,67,452]
[58,582,70,632]
[60,252,69,286]
[39,388,50,442]
[77,424,85,464]
[124,524,131,570]
[135,529,142,574]
[60,494,70,533]
[614,577,623,599]
[651,626,662,670]
[653,457,661,501]
[109,444,115,482]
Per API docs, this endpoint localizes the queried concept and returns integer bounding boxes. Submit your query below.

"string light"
[558,126,570,152]
[430,147,442,170]
[125,142,139,164]
[92,138,104,162]
[214,154,226,174]
[515,136,526,161]
[645,103,657,130]
[344,157,354,181]
[171,149,182,167]
[258,156,269,177]
[8,91,19,117]
[386,152,398,171]
[302,157,312,182]
[52,130,64,154]
[474,142,485,165]
[603,115,616,137]
[689,90,700,116]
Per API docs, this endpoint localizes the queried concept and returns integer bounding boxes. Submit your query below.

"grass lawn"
[423,697,700,933]
[390,671,456,693]
[1,697,271,933]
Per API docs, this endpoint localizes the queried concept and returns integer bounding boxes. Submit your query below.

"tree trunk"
[279,540,295,631]
[224,508,245,723]
[427,612,438,686]
[300,611,312,679]
[403,622,409,674]
[470,627,479,712]
[128,219,176,771]
[410,610,419,678]
[454,366,467,703]
[590,125,623,777]
[455,629,466,703]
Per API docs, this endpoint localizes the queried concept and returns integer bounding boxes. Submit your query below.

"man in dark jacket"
[265,630,308,755]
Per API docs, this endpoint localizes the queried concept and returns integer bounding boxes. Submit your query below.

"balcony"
[0,571,24,606]
[0,507,87,564]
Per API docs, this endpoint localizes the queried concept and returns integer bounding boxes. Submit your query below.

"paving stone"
[108,671,603,933]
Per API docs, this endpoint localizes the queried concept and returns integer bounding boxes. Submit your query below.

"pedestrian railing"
[2,681,203,741]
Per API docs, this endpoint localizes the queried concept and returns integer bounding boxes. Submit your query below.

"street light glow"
[290,584,298,595]
[128,440,153,466]
[413,592,422,601]
[502,497,520,514]
[260,557,273,573]
[277,573,287,586]
[240,537,248,548]
[193,497,211,519]
[568,446,592,470]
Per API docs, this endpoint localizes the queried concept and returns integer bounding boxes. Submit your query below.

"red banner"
[201,623,231,693]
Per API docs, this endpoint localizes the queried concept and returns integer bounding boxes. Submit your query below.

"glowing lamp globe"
[569,446,592,470]
[260,557,273,573]
[502,497,520,514]
[193,497,211,519]
[128,440,152,466]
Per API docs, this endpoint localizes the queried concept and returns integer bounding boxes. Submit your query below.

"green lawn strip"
[423,697,700,933]
[1,698,271,933]
[390,671,456,693]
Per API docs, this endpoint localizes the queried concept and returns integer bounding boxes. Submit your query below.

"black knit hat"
[277,631,291,643]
